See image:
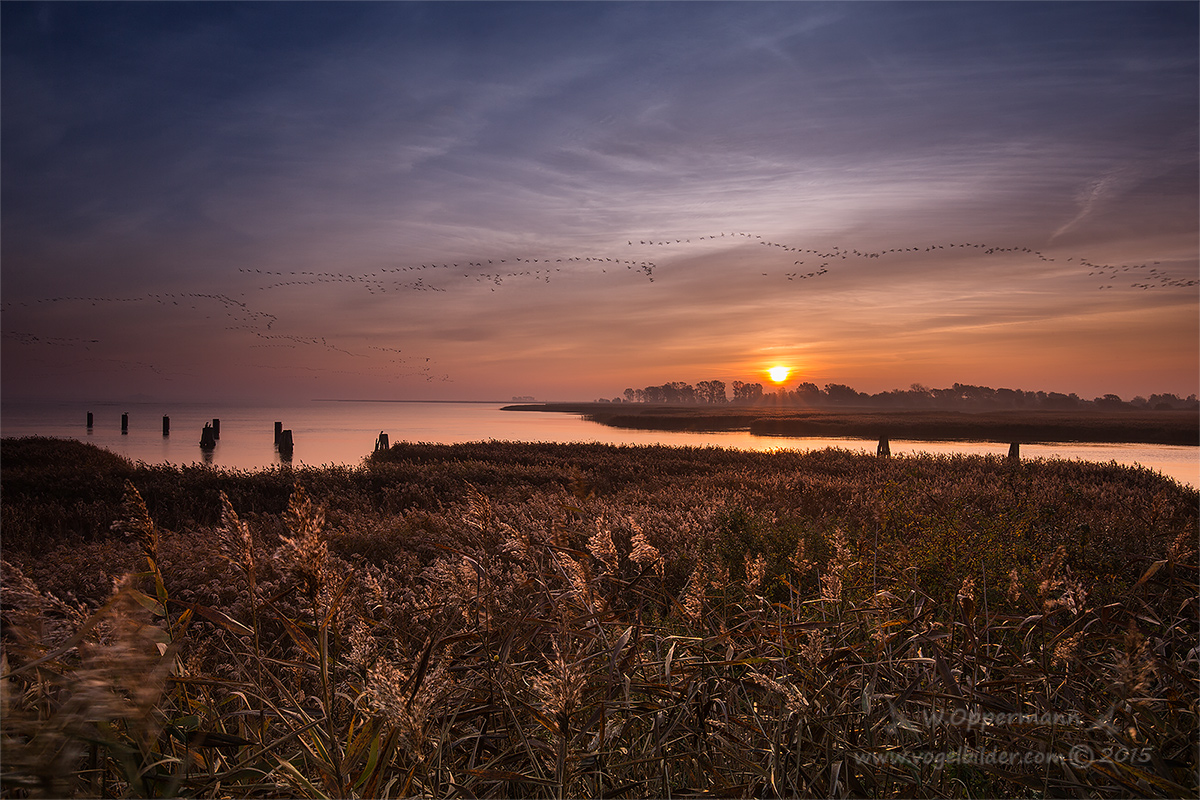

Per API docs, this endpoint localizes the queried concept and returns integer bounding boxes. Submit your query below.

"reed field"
[2,436,1197,798]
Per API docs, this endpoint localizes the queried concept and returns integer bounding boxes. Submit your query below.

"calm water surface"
[2,400,1196,488]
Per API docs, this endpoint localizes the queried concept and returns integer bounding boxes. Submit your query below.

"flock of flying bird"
[214,230,1197,294]
[237,253,657,294]
[630,231,1197,291]
[4,229,1195,384]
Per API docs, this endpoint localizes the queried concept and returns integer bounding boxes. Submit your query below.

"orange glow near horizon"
[768,366,790,383]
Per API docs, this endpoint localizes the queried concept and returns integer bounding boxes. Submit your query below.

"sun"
[768,366,790,383]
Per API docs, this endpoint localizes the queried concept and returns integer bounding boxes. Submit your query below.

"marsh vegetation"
[508,404,1199,447]
[2,437,1196,798]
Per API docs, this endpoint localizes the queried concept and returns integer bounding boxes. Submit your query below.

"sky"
[3,1,1197,404]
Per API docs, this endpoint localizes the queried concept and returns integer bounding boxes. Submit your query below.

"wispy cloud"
[2,1,1195,402]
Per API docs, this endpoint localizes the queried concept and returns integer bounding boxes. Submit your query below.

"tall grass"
[2,437,1196,797]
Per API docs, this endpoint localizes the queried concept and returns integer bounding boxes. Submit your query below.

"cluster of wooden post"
[87,412,300,458]
[275,422,293,458]
[199,418,221,449]
[875,436,1021,462]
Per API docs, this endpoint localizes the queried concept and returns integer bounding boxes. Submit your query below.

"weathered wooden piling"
[211,418,221,440]
[121,413,129,434]
[877,436,890,457]
[163,415,170,436]
[87,412,93,429]
[375,431,390,452]
[200,424,217,449]
[274,421,283,445]
[277,429,294,458]
[1008,442,1020,462]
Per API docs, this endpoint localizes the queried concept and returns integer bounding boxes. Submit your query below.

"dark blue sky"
[3,2,1196,402]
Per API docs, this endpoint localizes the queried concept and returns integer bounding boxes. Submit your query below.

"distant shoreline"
[503,403,1199,446]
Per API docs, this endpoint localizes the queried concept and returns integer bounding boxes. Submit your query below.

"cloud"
[2,2,1195,402]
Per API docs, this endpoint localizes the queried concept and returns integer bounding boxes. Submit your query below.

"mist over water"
[2,400,1195,488]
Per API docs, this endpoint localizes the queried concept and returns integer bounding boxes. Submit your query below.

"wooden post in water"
[121,413,129,434]
[1008,442,1020,462]
[274,422,283,445]
[877,436,890,457]
[211,418,221,440]
[163,415,170,436]
[87,412,93,429]
[277,429,294,459]
[200,424,217,450]
[375,431,390,452]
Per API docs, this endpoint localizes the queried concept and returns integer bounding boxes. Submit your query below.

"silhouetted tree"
[794,382,821,404]
[1094,393,1129,410]
[1146,392,1196,410]
[697,380,727,404]
[731,380,760,402]
[824,383,863,405]
[1043,392,1082,410]
[664,381,694,403]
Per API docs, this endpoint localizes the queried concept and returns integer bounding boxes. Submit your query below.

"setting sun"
[768,366,790,383]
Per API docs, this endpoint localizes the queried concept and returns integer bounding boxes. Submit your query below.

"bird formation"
[623,230,1196,292]
[3,291,277,329]
[1086,261,1196,291]
[0,287,450,382]
[236,253,656,294]
[5,228,1193,389]
[2,331,100,348]
[220,232,1196,296]
[247,333,363,358]
[6,247,666,387]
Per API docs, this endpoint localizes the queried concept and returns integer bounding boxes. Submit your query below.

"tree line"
[597,381,1199,411]
[614,380,756,405]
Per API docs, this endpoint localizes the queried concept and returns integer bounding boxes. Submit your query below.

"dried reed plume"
[464,483,494,533]
[110,481,158,565]
[628,520,664,577]
[680,562,706,622]
[819,527,852,604]
[1113,625,1157,700]
[587,521,620,576]
[744,552,767,596]
[748,670,808,716]
[217,490,255,578]
[366,654,454,756]
[274,485,329,600]
[530,640,586,733]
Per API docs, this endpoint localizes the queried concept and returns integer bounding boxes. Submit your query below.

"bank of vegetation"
[2,436,1197,798]
[507,404,1199,447]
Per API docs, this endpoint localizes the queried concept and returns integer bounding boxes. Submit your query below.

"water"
[2,399,1196,488]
